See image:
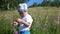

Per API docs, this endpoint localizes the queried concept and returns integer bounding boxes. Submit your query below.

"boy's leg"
[20,31,30,34]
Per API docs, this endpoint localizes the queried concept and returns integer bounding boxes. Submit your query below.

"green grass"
[0,7,60,34]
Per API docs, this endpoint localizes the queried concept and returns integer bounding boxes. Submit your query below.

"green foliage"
[0,0,25,10]
[0,0,60,10]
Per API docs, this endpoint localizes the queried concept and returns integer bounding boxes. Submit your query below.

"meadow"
[0,7,60,34]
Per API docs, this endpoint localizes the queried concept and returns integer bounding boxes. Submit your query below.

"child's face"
[19,12,25,17]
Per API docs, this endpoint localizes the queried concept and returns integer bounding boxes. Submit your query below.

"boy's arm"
[16,18,30,26]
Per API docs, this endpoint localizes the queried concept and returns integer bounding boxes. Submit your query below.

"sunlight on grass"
[0,7,60,34]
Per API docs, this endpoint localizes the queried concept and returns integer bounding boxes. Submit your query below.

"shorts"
[20,31,30,34]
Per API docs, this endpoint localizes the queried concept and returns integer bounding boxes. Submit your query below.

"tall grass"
[0,7,60,34]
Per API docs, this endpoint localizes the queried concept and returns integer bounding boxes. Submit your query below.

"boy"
[13,3,33,34]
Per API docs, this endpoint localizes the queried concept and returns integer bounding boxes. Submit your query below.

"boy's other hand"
[13,22,18,26]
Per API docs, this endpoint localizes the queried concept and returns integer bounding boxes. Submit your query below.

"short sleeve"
[26,16,33,24]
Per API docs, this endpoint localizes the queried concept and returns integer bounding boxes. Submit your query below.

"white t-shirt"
[20,14,33,31]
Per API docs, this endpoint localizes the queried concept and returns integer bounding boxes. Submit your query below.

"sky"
[59,0,60,2]
[50,0,55,2]
[26,0,43,7]
[25,0,59,7]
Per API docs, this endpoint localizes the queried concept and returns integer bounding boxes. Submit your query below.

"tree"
[0,0,25,10]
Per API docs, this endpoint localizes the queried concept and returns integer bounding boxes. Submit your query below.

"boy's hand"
[13,22,18,26]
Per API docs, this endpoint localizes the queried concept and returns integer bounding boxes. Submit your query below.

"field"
[0,7,60,34]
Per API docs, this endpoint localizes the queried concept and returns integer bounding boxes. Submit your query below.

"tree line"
[0,0,60,10]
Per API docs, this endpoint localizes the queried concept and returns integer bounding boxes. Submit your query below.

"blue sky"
[25,0,59,7]
[26,0,43,7]
[50,0,55,2]
[59,0,60,2]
